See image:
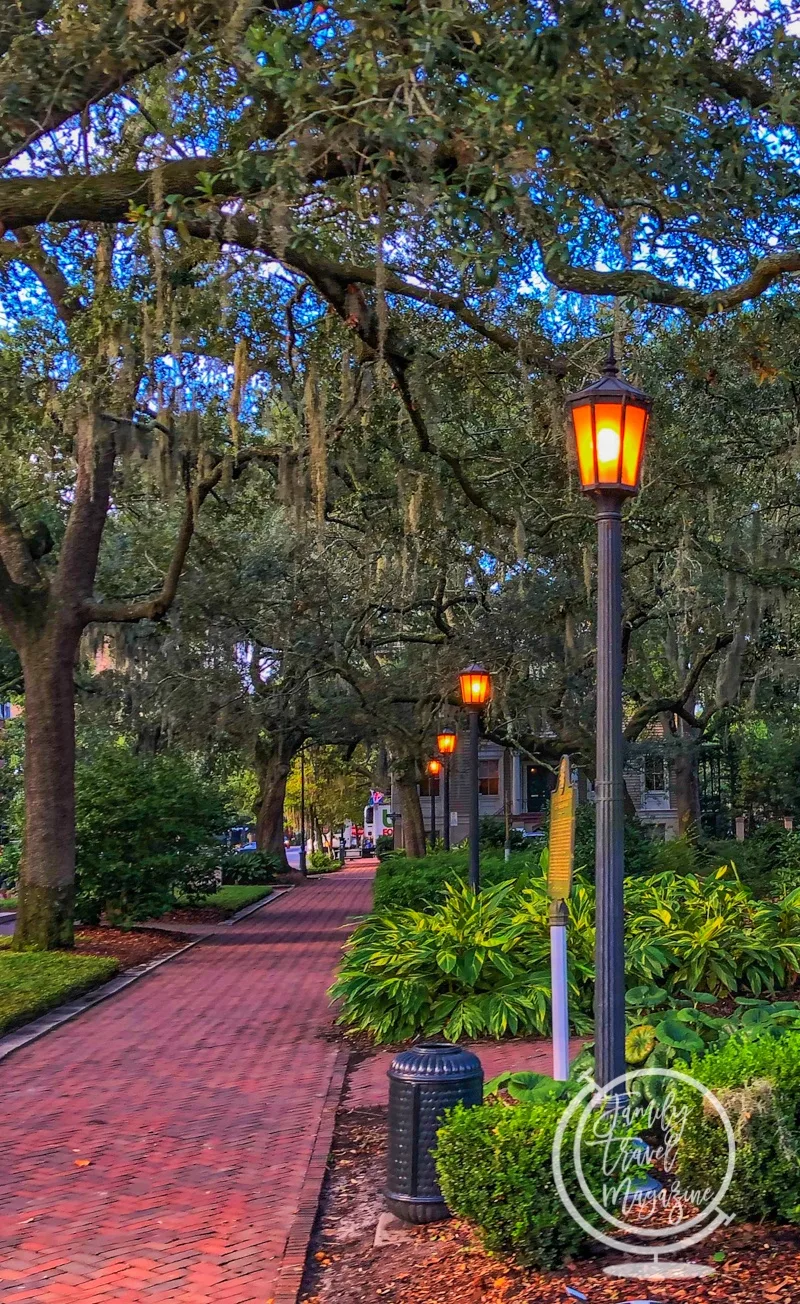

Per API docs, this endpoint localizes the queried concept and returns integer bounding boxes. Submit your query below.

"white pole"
[550,903,570,1081]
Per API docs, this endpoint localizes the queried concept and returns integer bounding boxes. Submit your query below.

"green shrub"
[73,742,228,923]
[372,848,536,912]
[573,806,658,878]
[0,941,119,1033]
[194,884,272,914]
[375,833,395,859]
[700,826,800,897]
[676,1032,800,1222]
[435,1098,611,1269]
[309,849,338,872]
[333,863,800,1043]
[331,877,592,1042]
[217,849,282,884]
[479,816,528,851]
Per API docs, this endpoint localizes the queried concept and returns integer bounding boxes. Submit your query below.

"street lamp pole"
[299,745,307,877]
[426,759,442,848]
[437,729,457,853]
[468,709,480,890]
[566,345,652,1096]
[594,489,626,1094]
[459,667,492,894]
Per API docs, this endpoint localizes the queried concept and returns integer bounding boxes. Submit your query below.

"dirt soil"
[74,926,188,968]
[300,1105,800,1304]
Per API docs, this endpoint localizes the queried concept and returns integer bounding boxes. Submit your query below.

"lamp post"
[299,744,308,877]
[459,665,493,893]
[426,758,442,847]
[437,729,457,852]
[566,345,652,1097]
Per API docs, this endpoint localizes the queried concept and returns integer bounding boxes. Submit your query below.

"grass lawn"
[0,939,119,1035]
[0,898,17,911]
[196,884,273,915]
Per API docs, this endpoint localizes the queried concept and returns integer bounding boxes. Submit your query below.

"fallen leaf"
[74,1159,91,1168]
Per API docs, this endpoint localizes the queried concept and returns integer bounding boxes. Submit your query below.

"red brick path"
[0,865,375,1304]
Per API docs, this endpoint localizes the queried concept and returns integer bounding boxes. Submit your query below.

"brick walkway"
[0,864,375,1304]
[343,1037,586,1110]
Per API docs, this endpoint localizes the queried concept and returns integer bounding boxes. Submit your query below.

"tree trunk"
[13,625,81,949]
[673,746,702,837]
[255,748,292,866]
[396,777,426,859]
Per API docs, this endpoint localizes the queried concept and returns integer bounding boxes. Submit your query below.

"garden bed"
[299,1106,800,1304]
[0,940,120,1035]
[157,883,274,923]
[0,925,192,1034]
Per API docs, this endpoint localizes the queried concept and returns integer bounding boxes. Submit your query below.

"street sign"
[548,755,576,902]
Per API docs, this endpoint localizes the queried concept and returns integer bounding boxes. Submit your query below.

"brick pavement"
[343,1037,586,1109]
[0,864,376,1304]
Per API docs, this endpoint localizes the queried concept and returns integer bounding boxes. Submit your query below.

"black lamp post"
[299,745,307,876]
[566,345,652,1096]
[437,729,457,852]
[426,759,441,847]
[459,665,493,893]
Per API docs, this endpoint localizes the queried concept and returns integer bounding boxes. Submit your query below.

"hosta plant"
[330,880,593,1043]
[332,857,800,1044]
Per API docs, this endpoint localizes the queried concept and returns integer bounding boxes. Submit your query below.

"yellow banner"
[548,755,576,902]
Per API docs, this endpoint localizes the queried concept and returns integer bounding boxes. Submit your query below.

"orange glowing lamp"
[437,729,457,756]
[426,758,443,777]
[459,664,492,710]
[567,346,652,496]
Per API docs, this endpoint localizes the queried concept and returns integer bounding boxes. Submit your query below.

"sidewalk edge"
[0,887,294,1062]
[272,1045,351,1304]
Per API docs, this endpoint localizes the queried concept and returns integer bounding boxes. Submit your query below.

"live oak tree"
[4,1,800,938]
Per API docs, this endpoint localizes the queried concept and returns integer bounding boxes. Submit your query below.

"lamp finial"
[603,341,619,377]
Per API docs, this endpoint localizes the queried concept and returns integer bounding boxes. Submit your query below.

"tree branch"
[624,632,734,741]
[81,444,277,624]
[0,0,303,169]
[541,245,800,317]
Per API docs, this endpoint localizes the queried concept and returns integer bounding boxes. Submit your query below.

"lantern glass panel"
[621,402,647,488]
[572,403,595,488]
[437,732,457,755]
[459,670,491,707]
[594,402,624,483]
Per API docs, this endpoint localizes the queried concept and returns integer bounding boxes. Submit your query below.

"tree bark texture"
[673,745,702,837]
[396,776,426,859]
[4,414,226,948]
[13,628,82,947]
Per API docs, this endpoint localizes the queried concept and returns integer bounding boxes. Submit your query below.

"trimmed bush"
[676,1032,800,1222]
[435,1098,610,1269]
[217,850,282,884]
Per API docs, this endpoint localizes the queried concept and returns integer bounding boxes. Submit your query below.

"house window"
[419,775,440,797]
[644,755,667,793]
[479,758,500,796]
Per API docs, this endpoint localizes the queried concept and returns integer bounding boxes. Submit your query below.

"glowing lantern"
[459,664,492,709]
[426,758,443,777]
[567,346,652,496]
[437,729,457,756]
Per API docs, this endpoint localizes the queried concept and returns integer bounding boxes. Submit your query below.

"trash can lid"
[388,1041,483,1082]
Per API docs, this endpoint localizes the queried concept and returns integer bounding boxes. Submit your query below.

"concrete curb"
[0,885,294,1063]
[272,1045,351,1304]
[133,885,293,935]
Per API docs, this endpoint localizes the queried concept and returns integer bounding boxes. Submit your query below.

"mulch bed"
[300,1106,800,1304]
[74,926,188,968]
[156,905,234,924]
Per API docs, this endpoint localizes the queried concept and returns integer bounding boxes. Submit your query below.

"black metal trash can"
[386,1041,483,1224]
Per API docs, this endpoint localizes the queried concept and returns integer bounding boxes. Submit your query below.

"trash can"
[386,1041,483,1224]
